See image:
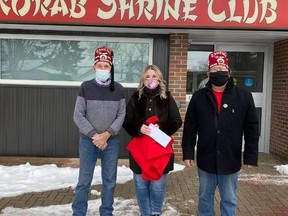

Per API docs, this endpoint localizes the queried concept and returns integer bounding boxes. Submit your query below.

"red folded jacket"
[127,116,174,180]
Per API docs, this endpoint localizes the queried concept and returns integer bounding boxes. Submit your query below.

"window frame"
[0,34,153,88]
[186,43,214,104]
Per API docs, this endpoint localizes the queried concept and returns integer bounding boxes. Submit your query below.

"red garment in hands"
[127,116,174,180]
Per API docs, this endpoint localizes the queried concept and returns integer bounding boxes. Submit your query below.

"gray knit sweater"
[73,79,126,138]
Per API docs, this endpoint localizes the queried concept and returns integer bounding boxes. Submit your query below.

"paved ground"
[0,153,288,215]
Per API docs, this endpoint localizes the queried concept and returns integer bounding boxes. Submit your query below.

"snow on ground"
[1,198,180,216]
[0,163,186,215]
[0,162,185,198]
[274,164,288,175]
[0,162,287,215]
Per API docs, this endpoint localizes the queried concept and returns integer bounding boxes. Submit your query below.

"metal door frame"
[215,44,273,153]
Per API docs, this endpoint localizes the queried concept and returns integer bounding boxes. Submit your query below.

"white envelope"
[148,124,172,148]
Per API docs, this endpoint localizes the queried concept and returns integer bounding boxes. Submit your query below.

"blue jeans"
[198,168,239,216]
[133,173,167,216]
[72,136,120,216]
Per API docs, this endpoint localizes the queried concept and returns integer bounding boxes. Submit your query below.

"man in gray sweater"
[72,46,126,216]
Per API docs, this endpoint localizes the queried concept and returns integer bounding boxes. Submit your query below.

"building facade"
[0,0,287,161]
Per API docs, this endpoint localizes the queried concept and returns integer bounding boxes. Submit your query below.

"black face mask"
[209,71,230,86]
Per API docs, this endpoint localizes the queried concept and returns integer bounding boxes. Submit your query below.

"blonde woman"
[123,65,182,216]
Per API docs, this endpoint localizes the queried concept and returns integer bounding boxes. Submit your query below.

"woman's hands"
[140,124,159,135]
[140,124,151,135]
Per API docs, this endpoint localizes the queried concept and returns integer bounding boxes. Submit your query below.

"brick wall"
[168,33,188,161]
[270,40,288,160]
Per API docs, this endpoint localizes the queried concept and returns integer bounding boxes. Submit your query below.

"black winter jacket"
[123,87,182,174]
[182,78,259,174]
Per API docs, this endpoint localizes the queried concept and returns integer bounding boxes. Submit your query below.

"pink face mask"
[144,78,159,89]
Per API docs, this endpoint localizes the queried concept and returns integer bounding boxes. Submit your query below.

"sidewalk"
[0,153,288,215]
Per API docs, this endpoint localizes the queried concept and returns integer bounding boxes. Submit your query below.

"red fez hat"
[208,51,229,70]
[94,46,113,65]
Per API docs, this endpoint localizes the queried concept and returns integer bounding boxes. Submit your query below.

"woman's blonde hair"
[138,64,167,99]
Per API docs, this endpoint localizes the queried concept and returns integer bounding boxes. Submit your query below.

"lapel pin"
[223,104,228,108]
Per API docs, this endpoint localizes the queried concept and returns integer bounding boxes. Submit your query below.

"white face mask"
[144,78,159,89]
[95,70,111,82]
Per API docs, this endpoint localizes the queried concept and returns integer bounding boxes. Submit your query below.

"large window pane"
[227,52,264,92]
[187,45,214,94]
[0,38,152,84]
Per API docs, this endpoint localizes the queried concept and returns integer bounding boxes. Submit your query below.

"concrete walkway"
[0,153,288,215]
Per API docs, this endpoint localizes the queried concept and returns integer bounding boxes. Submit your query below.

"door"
[215,44,273,152]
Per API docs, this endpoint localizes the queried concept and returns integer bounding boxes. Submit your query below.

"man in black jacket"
[182,51,259,216]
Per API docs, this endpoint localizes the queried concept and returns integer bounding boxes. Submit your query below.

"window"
[186,44,214,94]
[0,35,153,87]
[226,52,264,92]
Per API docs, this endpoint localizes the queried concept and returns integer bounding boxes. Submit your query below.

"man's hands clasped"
[92,131,111,151]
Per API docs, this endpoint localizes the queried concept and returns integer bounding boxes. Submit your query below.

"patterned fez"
[208,51,229,70]
[94,46,113,65]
